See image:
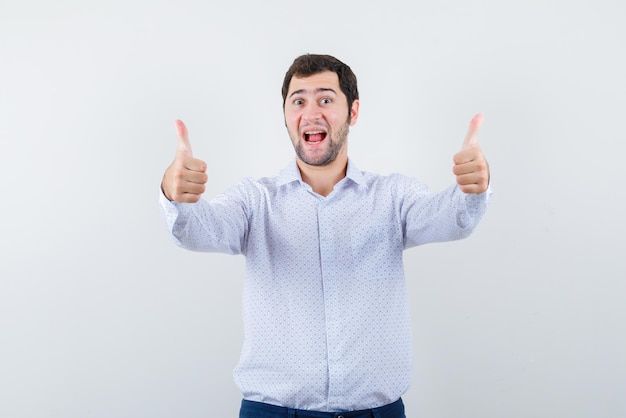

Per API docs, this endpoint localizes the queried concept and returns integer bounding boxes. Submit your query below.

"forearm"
[159,189,247,254]
[403,183,491,248]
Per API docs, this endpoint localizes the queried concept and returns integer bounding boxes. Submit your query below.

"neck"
[297,154,348,197]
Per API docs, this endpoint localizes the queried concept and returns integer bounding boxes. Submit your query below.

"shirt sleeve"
[400,177,492,249]
[159,181,251,255]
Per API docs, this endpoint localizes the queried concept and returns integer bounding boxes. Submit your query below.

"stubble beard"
[291,120,350,167]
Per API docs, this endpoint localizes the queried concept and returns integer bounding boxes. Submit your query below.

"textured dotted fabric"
[160,159,491,412]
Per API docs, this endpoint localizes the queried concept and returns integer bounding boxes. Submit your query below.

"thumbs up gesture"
[453,113,490,194]
[161,120,208,203]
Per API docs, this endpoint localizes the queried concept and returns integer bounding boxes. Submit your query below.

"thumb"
[175,119,193,157]
[462,113,484,150]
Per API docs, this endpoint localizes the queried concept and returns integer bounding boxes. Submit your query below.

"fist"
[453,113,490,194]
[161,120,208,203]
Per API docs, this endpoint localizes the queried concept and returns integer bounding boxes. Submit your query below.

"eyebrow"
[288,87,338,99]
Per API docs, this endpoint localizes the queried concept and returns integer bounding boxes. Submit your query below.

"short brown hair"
[282,54,359,116]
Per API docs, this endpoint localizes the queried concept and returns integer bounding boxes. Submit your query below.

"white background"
[1,0,625,417]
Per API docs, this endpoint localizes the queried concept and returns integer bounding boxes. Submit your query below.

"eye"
[320,98,332,105]
[293,99,304,106]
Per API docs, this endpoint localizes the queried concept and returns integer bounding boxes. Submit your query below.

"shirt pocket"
[350,219,402,265]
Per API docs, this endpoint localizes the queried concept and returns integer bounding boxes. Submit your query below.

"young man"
[160,54,491,418]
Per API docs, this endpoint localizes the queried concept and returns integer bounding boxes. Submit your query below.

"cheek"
[326,112,342,128]
[285,114,300,132]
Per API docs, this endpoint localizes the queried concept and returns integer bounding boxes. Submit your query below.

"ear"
[349,99,360,126]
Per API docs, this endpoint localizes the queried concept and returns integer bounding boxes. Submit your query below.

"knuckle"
[174,171,185,182]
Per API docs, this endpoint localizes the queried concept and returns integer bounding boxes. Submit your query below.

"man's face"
[284,71,359,167]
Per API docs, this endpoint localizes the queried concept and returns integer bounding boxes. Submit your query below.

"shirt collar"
[344,159,366,187]
[276,158,367,188]
[276,158,302,186]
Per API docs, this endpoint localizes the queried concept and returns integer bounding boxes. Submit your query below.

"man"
[160,54,491,418]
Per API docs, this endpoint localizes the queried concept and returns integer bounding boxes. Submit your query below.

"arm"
[159,119,248,254]
[159,184,248,254]
[401,181,490,249]
[402,114,492,248]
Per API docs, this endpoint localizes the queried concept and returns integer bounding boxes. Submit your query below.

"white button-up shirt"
[160,159,491,412]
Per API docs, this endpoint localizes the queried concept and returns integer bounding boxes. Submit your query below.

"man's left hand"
[453,113,490,194]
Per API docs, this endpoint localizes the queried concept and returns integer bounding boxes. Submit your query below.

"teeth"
[305,130,324,134]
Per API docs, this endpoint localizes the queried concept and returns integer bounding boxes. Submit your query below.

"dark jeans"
[239,398,405,418]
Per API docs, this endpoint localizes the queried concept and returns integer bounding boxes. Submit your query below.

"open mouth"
[303,130,327,144]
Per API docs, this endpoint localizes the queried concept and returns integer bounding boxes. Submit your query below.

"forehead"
[287,70,342,96]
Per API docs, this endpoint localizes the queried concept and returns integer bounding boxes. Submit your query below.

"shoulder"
[359,170,429,193]
[229,171,292,201]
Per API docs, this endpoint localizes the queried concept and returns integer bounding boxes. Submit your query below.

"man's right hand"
[161,120,208,203]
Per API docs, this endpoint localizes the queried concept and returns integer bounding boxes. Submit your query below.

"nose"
[302,103,322,122]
